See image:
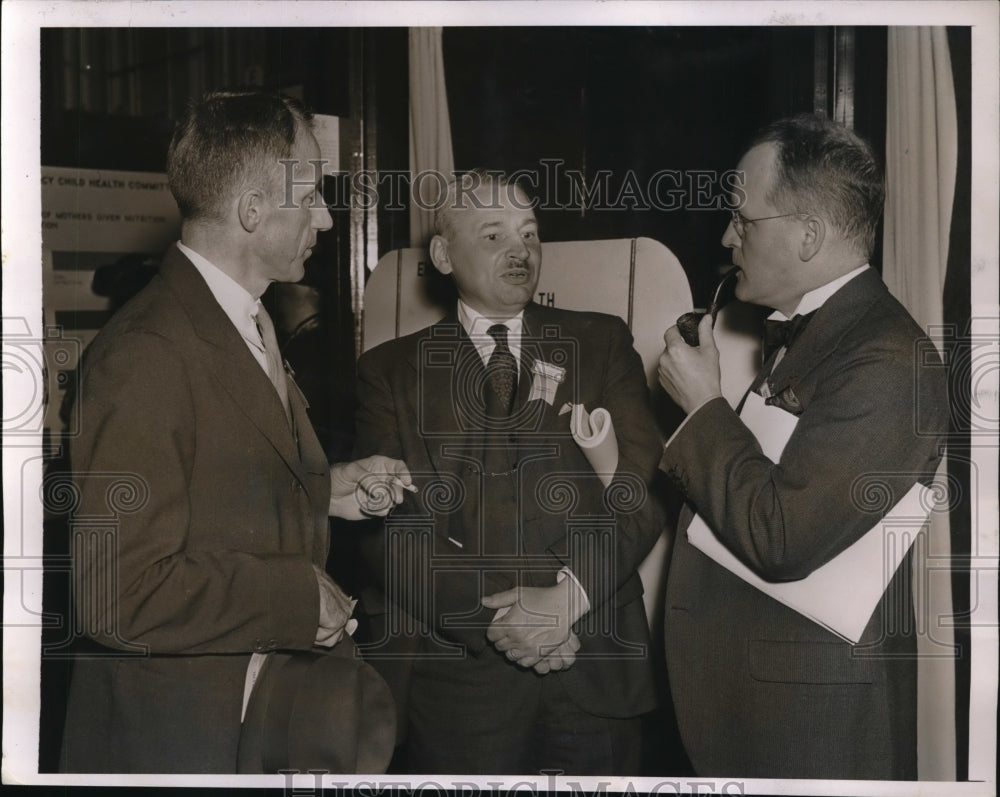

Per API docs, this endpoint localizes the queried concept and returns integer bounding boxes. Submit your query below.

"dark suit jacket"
[354,303,664,720]
[661,268,949,779]
[60,246,331,773]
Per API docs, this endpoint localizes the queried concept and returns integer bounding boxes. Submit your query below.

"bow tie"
[762,311,816,362]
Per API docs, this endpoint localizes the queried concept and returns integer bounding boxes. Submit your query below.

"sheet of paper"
[738,390,799,461]
[687,391,931,643]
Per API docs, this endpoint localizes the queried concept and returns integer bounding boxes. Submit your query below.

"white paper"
[570,404,618,488]
[737,390,800,461]
[687,391,932,643]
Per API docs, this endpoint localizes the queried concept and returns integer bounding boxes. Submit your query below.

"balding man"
[353,170,665,775]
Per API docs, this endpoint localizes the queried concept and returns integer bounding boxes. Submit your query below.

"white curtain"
[409,27,455,248]
[884,26,958,781]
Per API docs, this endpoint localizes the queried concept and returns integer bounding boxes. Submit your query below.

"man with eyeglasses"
[656,114,948,779]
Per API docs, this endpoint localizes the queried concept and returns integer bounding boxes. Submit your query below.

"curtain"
[883,26,957,781]
[409,27,455,249]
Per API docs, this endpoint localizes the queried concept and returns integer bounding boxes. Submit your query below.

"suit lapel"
[405,315,483,476]
[286,368,328,476]
[158,247,313,485]
[412,306,574,477]
[520,304,572,433]
[767,269,887,399]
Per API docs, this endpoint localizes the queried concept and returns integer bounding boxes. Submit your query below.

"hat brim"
[237,638,396,774]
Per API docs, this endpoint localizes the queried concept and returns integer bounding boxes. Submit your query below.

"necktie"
[254,304,293,430]
[484,323,517,417]
[743,310,817,405]
[761,311,816,363]
[481,325,520,561]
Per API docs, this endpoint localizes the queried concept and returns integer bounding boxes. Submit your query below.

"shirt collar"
[177,241,263,350]
[769,264,870,321]
[457,299,524,339]
[456,299,525,365]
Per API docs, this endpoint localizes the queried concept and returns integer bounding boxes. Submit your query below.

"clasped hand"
[482,579,587,674]
[658,313,724,414]
[329,455,413,520]
[313,565,357,647]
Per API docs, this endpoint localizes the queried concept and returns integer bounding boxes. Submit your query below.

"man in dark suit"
[60,90,410,773]
[657,114,949,779]
[353,171,665,774]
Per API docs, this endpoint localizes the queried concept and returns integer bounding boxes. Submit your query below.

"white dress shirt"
[457,299,525,372]
[766,264,870,369]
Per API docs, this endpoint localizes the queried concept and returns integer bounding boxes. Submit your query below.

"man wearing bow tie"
[657,115,949,779]
[60,90,411,773]
[353,170,664,774]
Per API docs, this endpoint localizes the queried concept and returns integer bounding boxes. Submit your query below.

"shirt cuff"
[557,567,591,617]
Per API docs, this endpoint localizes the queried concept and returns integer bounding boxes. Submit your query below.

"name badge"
[528,360,565,405]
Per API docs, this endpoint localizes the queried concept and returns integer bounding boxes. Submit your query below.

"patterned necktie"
[484,323,517,417]
[254,304,293,430]
[761,311,816,364]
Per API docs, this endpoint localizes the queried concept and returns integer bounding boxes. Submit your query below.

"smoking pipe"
[676,266,740,346]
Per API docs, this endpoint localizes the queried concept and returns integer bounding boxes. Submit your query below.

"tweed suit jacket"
[353,302,665,719]
[661,268,949,779]
[60,246,331,773]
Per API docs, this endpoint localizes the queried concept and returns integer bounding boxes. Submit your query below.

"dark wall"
[41,28,352,171]
[40,26,890,310]
[444,27,820,306]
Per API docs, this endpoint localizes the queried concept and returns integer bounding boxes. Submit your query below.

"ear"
[798,214,825,261]
[429,234,452,275]
[237,187,266,233]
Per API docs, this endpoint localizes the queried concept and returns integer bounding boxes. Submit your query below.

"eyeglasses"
[729,210,806,238]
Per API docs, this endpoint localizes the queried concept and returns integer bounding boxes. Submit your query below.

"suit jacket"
[661,268,949,779]
[60,246,331,773]
[353,303,664,719]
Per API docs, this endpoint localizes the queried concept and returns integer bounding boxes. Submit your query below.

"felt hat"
[237,638,396,774]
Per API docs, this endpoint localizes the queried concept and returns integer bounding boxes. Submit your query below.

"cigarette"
[394,479,418,493]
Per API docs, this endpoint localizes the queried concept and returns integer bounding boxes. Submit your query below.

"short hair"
[433,169,532,238]
[748,114,885,258]
[167,90,313,223]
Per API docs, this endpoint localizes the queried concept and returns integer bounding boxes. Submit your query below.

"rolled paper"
[569,404,619,488]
